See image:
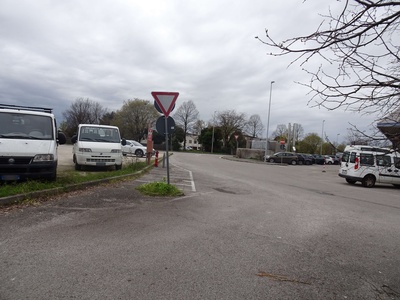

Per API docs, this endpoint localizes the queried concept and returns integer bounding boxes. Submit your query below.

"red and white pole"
[154,151,159,167]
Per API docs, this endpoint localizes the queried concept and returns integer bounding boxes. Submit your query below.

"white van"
[71,124,126,170]
[0,103,66,181]
[339,145,400,188]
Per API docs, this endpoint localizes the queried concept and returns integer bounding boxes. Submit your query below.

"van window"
[342,152,350,163]
[360,153,374,166]
[349,152,357,163]
[376,155,392,167]
[394,157,400,168]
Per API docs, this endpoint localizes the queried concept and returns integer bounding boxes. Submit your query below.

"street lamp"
[320,120,325,155]
[336,133,340,154]
[264,81,275,162]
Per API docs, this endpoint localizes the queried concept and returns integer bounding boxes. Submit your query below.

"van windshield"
[0,112,54,140]
[79,126,121,143]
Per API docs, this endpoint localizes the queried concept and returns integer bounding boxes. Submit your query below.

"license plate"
[96,162,106,166]
[1,175,20,181]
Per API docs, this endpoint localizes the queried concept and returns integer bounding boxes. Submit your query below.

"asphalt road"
[1,152,399,299]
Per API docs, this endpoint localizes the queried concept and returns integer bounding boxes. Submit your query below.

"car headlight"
[33,154,54,162]
[78,148,92,152]
[111,149,121,153]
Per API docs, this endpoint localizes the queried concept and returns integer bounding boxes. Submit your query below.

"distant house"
[184,133,201,150]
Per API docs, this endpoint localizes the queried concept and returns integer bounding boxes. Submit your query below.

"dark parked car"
[267,152,298,165]
[313,154,326,165]
[297,154,313,165]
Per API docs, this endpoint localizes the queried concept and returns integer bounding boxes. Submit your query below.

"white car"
[324,155,334,165]
[122,140,148,157]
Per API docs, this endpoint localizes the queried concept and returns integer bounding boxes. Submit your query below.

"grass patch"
[136,181,183,197]
[0,162,149,198]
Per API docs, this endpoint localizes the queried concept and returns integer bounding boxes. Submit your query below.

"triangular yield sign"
[151,91,179,118]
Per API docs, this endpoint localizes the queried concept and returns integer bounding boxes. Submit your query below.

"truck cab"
[0,104,66,181]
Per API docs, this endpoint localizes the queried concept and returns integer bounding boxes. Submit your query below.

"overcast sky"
[0,0,379,143]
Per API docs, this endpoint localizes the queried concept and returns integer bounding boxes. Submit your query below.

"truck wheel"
[115,164,122,170]
[75,163,82,171]
[362,175,375,188]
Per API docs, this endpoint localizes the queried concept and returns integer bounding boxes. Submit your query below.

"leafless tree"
[173,100,199,150]
[62,98,107,136]
[193,119,205,136]
[256,1,400,119]
[216,110,247,148]
[245,114,264,138]
[272,124,288,140]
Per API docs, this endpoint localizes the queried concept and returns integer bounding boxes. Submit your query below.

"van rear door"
[376,155,395,184]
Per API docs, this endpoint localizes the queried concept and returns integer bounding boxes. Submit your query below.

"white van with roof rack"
[338,145,400,188]
[0,103,66,181]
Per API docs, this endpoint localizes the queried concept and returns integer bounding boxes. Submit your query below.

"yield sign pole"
[151,92,179,184]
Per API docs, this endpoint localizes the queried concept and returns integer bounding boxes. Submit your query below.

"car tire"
[298,161,303,165]
[362,175,376,188]
[291,160,297,165]
[135,149,144,157]
[328,161,333,165]
[75,163,81,171]
[269,158,275,163]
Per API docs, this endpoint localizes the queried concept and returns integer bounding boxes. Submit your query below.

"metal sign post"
[152,91,179,185]
[164,116,170,184]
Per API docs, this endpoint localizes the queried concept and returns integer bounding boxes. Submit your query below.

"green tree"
[297,133,322,154]
[199,127,222,153]
[113,99,159,141]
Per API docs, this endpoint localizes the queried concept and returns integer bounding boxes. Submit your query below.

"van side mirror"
[71,135,77,144]
[58,131,67,145]
[121,138,127,146]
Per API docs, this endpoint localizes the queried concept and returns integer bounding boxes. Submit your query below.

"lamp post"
[320,120,325,155]
[264,81,275,162]
[336,133,340,154]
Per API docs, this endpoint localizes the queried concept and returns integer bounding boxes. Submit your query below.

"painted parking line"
[135,163,196,194]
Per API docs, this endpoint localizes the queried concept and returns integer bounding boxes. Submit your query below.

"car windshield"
[0,112,54,140]
[79,126,120,143]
